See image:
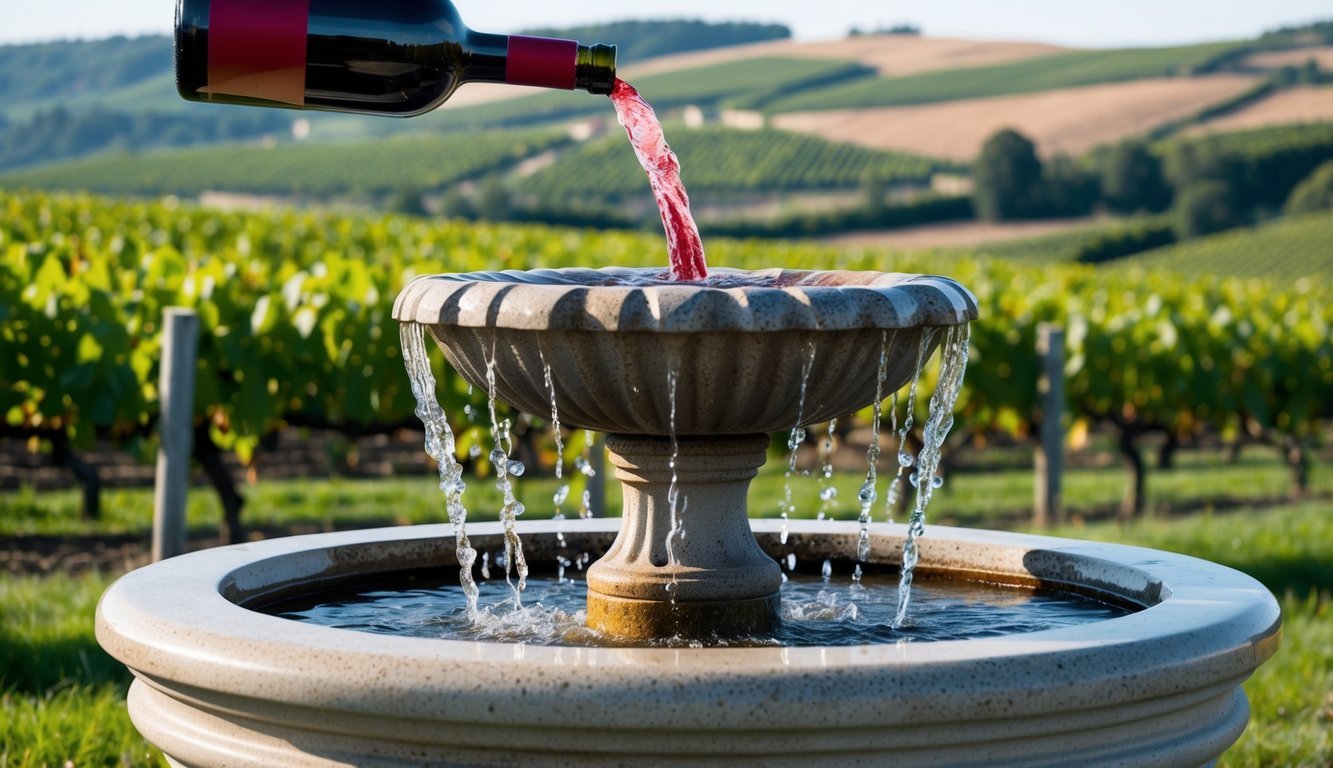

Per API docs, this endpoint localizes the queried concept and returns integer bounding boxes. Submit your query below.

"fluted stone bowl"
[392,267,978,435]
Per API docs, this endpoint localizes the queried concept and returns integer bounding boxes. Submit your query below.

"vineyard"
[1,191,1329,530]
[522,126,956,200]
[1,129,567,198]
[760,41,1245,113]
[440,56,872,130]
[1116,213,1333,280]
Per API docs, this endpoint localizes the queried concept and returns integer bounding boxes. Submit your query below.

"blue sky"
[4,0,1330,47]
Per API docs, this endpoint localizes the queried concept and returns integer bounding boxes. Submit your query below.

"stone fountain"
[96,267,1280,767]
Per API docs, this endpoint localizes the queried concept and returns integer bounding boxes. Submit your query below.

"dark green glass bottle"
[175,0,616,115]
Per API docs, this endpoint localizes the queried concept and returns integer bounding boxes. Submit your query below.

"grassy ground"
[1,448,1329,766]
[3,443,1325,538]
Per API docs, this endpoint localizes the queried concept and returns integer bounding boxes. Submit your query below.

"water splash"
[856,331,893,563]
[778,340,818,544]
[399,323,479,613]
[484,348,529,600]
[894,324,971,628]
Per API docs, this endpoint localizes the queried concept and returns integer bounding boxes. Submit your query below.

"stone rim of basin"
[96,519,1282,768]
[392,267,979,332]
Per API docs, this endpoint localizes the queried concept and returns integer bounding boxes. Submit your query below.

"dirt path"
[817,217,1101,250]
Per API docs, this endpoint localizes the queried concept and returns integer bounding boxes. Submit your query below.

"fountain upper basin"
[391,267,977,435]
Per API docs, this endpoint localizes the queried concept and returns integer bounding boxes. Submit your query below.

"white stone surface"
[97,520,1281,768]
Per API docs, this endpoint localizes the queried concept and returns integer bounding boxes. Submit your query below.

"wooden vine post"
[153,309,199,562]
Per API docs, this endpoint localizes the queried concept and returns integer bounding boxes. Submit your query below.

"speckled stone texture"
[97,520,1281,767]
[586,434,781,637]
[391,267,978,435]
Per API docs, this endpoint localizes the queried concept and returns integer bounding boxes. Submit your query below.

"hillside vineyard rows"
[2,191,1327,476]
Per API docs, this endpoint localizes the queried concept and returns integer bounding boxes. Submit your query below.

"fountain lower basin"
[95,519,1280,767]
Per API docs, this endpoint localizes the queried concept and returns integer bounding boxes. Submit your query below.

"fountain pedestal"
[587,434,780,638]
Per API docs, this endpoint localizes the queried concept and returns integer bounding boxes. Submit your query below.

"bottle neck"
[468,34,615,96]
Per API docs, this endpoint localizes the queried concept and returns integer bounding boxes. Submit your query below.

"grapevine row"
[1,191,1328,523]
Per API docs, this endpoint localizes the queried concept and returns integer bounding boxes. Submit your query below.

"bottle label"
[506,36,577,91]
[204,0,309,106]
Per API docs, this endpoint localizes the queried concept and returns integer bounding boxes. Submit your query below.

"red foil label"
[506,36,577,90]
[206,0,310,106]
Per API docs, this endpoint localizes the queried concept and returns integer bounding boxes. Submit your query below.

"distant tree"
[1100,140,1171,214]
[1043,155,1100,217]
[438,189,476,220]
[1162,140,1235,190]
[388,186,429,217]
[974,128,1045,221]
[474,178,512,221]
[1284,159,1333,215]
[1174,181,1237,239]
[859,173,888,217]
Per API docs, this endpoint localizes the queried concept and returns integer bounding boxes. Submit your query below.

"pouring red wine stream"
[610,79,709,282]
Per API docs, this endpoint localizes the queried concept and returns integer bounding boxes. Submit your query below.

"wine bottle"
[174,0,616,115]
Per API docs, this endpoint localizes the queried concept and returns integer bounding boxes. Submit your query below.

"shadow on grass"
[0,631,130,695]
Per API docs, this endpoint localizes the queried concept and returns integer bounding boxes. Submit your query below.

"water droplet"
[821,560,833,580]
[898,451,915,468]
[468,444,482,459]
[858,484,877,505]
[853,564,863,584]
[489,448,507,467]
[664,582,675,593]
[820,487,838,502]
[512,502,526,517]
[553,485,570,506]
[909,472,920,488]
[785,553,796,571]
[931,475,944,489]
[507,460,526,477]
[463,404,473,417]
[780,526,789,545]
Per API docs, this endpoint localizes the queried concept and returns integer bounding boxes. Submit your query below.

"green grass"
[3,445,1325,539]
[1115,214,1333,281]
[0,571,164,767]
[763,41,1244,113]
[1,129,567,198]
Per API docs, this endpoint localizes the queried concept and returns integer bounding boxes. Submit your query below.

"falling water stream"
[895,324,971,627]
[397,318,979,642]
[399,323,479,613]
[484,350,529,598]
